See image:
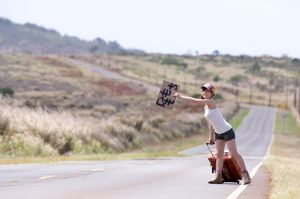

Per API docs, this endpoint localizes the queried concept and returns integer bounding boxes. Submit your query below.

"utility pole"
[249,83,253,104]
[268,75,273,106]
[195,50,199,66]
[235,83,239,103]
[298,87,300,115]
[155,64,158,85]
[183,72,187,89]
[285,79,289,109]
[296,87,300,114]
[294,88,296,108]
[281,111,288,134]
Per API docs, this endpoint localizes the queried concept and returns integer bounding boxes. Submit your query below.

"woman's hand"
[208,136,215,145]
[172,92,179,98]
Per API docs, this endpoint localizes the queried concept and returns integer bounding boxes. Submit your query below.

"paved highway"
[0,105,275,199]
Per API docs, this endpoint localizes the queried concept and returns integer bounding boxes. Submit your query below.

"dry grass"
[0,98,105,156]
[0,134,204,164]
[0,99,242,164]
[265,110,300,199]
[0,96,215,157]
[0,105,248,164]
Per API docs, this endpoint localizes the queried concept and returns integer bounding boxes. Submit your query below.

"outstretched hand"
[172,92,179,98]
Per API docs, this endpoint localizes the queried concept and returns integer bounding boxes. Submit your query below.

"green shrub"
[229,75,248,85]
[58,135,76,155]
[161,56,188,69]
[213,75,220,82]
[150,117,165,128]
[0,87,14,97]
[248,62,261,74]
[214,93,223,100]
[192,93,202,98]
[134,120,143,131]
[0,117,9,136]
[0,134,57,157]
[73,139,105,154]
[141,123,162,140]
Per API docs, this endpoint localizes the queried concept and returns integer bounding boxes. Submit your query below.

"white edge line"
[38,175,55,180]
[226,108,276,199]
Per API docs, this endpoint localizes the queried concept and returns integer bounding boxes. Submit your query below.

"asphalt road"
[0,105,275,199]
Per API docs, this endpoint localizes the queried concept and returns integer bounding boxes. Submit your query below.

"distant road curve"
[67,58,160,92]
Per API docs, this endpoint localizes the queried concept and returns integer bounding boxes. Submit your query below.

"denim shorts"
[215,128,235,141]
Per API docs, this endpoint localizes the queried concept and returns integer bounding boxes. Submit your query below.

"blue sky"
[1,0,299,57]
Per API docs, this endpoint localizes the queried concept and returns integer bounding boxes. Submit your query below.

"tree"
[229,75,242,85]
[93,37,106,45]
[107,41,122,51]
[249,62,261,74]
[89,45,98,53]
[229,75,246,102]
[212,50,220,56]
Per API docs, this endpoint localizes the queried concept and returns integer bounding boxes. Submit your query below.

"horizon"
[1,0,299,58]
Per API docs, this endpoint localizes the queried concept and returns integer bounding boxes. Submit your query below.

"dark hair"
[201,92,215,99]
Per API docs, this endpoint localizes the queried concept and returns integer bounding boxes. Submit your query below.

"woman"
[173,82,251,185]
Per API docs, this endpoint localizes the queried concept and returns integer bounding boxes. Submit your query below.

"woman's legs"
[226,139,247,172]
[208,139,226,184]
[226,139,251,184]
[215,139,226,173]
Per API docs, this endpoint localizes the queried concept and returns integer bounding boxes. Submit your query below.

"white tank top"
[204,105,232,134]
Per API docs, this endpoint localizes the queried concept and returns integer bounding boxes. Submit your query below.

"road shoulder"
[238,164,271,199]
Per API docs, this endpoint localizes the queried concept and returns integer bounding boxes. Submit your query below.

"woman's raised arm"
[173,92,207,105]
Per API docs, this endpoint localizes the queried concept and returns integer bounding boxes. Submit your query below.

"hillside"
[0,54,240,157]
[0,17,143,54]
[2,52,298,157]
[71,53,300,107]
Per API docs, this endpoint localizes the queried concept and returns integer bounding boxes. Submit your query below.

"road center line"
[90,168,104,172]
[38,175,55,180]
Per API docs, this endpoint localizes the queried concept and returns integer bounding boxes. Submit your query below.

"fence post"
[294,87,298,112]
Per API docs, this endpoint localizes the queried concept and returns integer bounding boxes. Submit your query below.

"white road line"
[38,175,55,180]
[226,108,276,199]
[225,161,262,199]
[90,168,104,172]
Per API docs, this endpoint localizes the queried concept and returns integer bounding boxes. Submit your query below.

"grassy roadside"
[265,110,300,199]
[0,106,249,164]
[0,134,203,164]
[229,108,249,129]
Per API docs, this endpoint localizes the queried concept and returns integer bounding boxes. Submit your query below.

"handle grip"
[206,142,215,158]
